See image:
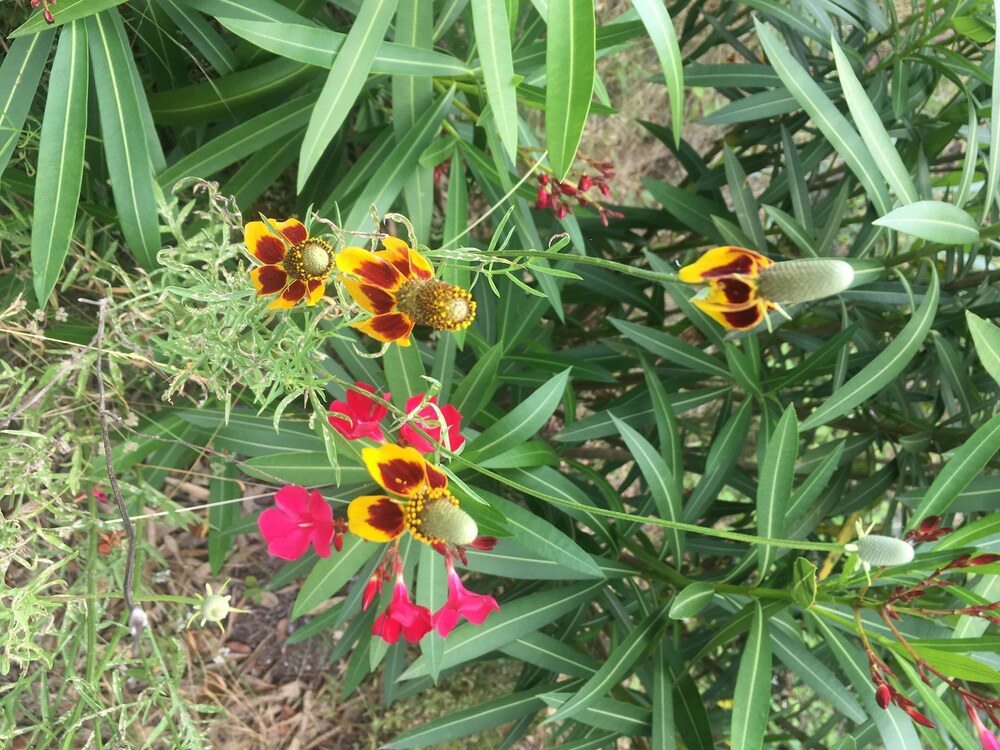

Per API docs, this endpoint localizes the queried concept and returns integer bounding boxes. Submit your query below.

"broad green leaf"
[477,441,558,469]
[342,87,455,232]
[147,59,317,126]
[757,406,798,573]
[755,21,891,215]
[873,200,980,244]
[220,18,472,76]
[31,21,88,306]
[908,411,1000,528]
[463,369,570,461]
[400,581,605,679]
[967,312,1000,388]
[610,319,729,378]
[545,0,595,180]
[669,582,715,620]
[682,63,779,88]
[243,451,368,486]
[612,415,684,561]
[730,602,771,750]
[545,607,670,724]
[632,0,683,148]
[0,30,56,180]
[417,543,447,683]
[298,0,398,190]
[291,535,379,618]
[471,0,519,160]
[540,694,650,735]
[830,37,918,204]
[907,646,1000,683]
[450,342,503,418]
[642,178,726,242]
[799,267,939,431]
[158,94,317,188]
[9,0,123,37]
[87,9,161,269]
[482,492,603,577]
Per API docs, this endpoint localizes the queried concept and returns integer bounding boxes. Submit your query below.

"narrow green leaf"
[610,318,729,378]
[545,607,670,724]
[769,619,866,722]
[642,356,683,485]
[799,267,939,431]
[502,632,600,678]
[9,0,123,37]
[147,58,317,126]
[177,0,310,24]
[31,21,88,306]
[463,369,570,461]
[545,0,595,180]
[417,543,447,683]
[220,18,472,76]
[685,400,753,522]
[384,340,426,407]
[299,0,398,190]
[724,145,768,250]
[987,0,1000,213]
[632,0,683,148]
[730,602,771,750]
[968,311,1000,388]
[787,442,845,521]
[159,0,238,75]
[873,200,980,244]
[669,583,715,620]
[612,415,684,561]
[482,491,604,577]
[400,581,605,679]
[652,641,678,750]
[0,30,56,180]
[158,94,317,188]
[87,9,161,269]
[342,87,455,232]
[757,406,798,573]
[908,646,1000,683]
[908,411,1000,528]
[292,535,379,618]
[243,452,368,486]
[471,0,519,160]
[642,178,726,242]
[450,342,502,418]
[755,21,891,215]
[219,129,303,207]
[208,462,241,575]
[830,36,918,204]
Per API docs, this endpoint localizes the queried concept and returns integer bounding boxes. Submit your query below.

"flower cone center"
[284,238,334,281]
[396,279,476,332]
[756,259,854,304]
[405,488,478,546]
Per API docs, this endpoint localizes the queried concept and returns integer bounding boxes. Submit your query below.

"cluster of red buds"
[30,0,56,24]
[433,158,451,185]
[533,160,623,226]
[858,517,1000,743]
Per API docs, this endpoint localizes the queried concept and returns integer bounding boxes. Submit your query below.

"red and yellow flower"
[245,218,334,309]
[348,444,479,548]
[678,246,777,331]
[679,246,854,331]
[336,237,475,346]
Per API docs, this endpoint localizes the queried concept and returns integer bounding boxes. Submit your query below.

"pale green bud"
[757,258,855,304]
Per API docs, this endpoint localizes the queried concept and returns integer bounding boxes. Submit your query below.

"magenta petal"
[307,491,333,523]
[274,485,310,516]
[309,525,334,558]
[372,612,401,644]
[433,608,461,637]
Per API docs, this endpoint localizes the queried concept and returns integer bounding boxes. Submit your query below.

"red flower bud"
[538,173,550,185]
[968,554,1000,567]
[905,707,936,728]
[876,684,892,709]
[556,204,569,220]
[578,175,593,191]
[535,187,551,210]
[599,182,611,197]
[559,182,577,196]
[919,516,942,532]
[44,7,54,21]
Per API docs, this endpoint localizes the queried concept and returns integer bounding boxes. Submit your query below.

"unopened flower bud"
[579,175,593,191]
[851,535,915,568]
[875,683,892,709]
[756,258,855,305]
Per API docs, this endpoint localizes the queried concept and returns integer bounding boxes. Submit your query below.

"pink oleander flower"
[328,383,390,441]
[400,395,465,454]
[371,574,432,644]
[258,485,339,560]
[432,556,499,637]
[970,707,1000,750]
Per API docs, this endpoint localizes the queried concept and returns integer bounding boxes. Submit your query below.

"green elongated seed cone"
[855,535,915,567]
[420,500,479,546]
[757,258,855,304]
